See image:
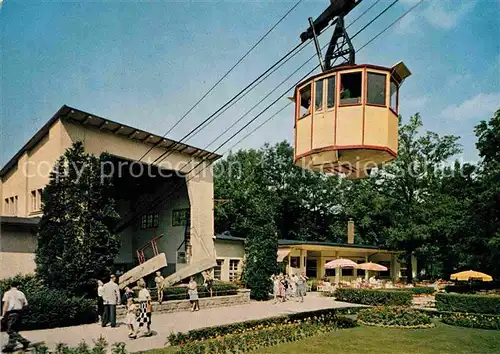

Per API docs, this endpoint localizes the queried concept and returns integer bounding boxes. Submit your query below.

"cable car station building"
[0,105,220,281]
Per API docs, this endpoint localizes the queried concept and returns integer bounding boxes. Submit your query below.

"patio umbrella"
[324,258,358,269]
[357,262,388,271]
[450,270,493,282]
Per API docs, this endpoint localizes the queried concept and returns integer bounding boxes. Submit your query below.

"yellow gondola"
[293,0,412,179]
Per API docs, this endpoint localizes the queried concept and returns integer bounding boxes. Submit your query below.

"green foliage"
[358,306,433,328]
[173,315,356,354]
[435,293,500,314]
[334,288,412,306]
[167,308,358,345]
[440,312,500,330]
[35,141,121,297]
[383,287,435,295]
[153,283,239,301]
[0,275,97,330]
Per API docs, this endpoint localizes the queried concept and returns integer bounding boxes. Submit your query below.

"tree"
[374,114,461,282]
[35,141,121,297]
[242,196,279,300]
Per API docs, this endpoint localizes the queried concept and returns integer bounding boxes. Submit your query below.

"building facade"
[214,233,417,284]
[0,105,220,280]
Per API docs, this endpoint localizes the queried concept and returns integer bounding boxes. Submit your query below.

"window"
[172,208,189,226]
[9,196,18,216]
[290,256,300,268]
[140,212,159,229]
[214,259,224,280]
[327,75,336,108]
[325,260,336,277]
[390,80,398,112]
[379,261,391,278]
[31,189,42,212]
[4,198,9,215]
[356,261,365,277]
[367,72,386,105]
[340,72,362,105]
[315,79,324,111]
[229,259,240,282]
[298,84,312,118]
[343,268,354,276]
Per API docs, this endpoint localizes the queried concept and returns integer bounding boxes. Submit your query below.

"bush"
[436,293,500,314]
[167,308,357,345]
[174,316,356,354]
[441,312,500,330]
[357,306,433,328]
[157,282,239,301]
[307,279,318,291]
[1,274,97,330]
[384,287,435,295]
[334,288,412,306]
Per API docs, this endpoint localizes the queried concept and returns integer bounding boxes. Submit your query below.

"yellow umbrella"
[450,270,493,282]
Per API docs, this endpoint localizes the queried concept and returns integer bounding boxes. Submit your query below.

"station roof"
[0,105,222,177]
[215,233,390,252]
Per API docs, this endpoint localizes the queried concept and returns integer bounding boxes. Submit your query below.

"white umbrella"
[325,258,358,269]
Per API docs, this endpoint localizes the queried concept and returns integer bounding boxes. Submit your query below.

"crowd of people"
[271,272,309,303]
[97,274,153,339]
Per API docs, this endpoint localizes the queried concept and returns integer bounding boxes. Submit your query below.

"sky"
[1,0,499,168]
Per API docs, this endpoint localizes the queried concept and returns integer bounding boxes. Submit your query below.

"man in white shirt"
[101,274,120,328]
[1,280,31,352]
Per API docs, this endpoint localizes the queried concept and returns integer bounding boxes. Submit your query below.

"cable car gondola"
[293,0,412,179]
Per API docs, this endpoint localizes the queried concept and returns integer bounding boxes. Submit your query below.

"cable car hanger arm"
[300,0,363,70]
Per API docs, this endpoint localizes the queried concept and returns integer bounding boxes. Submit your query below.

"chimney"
[347,219,354,244]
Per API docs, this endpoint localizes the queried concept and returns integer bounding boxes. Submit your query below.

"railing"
[136,233,165,264]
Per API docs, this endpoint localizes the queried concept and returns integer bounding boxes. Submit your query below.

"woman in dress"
[188,276,200,311]
[296,272,308,303]
[133,278,152,338]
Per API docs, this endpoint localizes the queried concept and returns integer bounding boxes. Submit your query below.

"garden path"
[0,293,365,353]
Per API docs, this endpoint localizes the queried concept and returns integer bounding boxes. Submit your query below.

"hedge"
[168,308,357,345]
[440,312,500,330]
[357,306,433,328]
[383,287,435,295]
[174,316,356,354]
[435,293,500,314]
[334,288,412,306]
[156,282,239,301]
[1,274,97,331]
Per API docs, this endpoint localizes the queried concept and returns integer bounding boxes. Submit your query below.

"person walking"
[1,280,31,352]
[133,278,153,337]
[296,272,308,303]
[101,274,120,328]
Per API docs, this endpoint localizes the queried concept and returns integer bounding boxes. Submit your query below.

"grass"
[257,322,500,354]
[143,322,500,354]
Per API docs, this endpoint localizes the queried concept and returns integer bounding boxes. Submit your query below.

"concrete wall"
[214,240,245,282]
[0,224,38,279]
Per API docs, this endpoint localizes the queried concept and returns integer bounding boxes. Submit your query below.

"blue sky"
[1,0,499,167]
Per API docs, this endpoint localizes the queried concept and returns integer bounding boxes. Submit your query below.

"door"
[306,259,317,278]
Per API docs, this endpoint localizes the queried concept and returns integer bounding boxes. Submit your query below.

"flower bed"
[173,316,356,353]
[440,312,500,330]
[436,293,500,314]
[357,306,433,329]
[334,288,412,306]
[168,308,357,345]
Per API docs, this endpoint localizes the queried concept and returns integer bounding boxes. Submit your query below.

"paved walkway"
[1,293,364,353]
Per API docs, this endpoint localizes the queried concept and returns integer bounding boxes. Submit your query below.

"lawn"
[144,322,500,354]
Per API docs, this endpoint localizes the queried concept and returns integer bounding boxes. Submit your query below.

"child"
[125,298,138,338]
[154,271,164,304]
